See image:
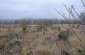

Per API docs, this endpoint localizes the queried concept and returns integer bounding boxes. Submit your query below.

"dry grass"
[0,24,85,55]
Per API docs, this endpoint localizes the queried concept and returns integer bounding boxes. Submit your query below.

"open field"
[0,0,85,55]
[0,24,85,55]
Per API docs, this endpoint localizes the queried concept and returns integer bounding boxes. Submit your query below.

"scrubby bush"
[44,37,51,41]
[2,25,4,28]
[72,24,75,28]
[58,31,69,41]
[37,26,43,32]
[20,19,28,32]
[36,50,51,55]
[78,49,85,55]
[76,24,80,28]
[61,50,71,55]
[58,27,61,31]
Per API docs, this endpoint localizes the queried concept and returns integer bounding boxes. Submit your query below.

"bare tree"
[55,0,85,55]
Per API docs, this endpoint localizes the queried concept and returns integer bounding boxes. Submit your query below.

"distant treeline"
[0,19,83,25]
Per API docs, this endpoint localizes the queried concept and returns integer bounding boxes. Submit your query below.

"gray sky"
[0,0,85,19]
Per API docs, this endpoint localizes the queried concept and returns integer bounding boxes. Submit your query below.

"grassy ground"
[0,24,85,55]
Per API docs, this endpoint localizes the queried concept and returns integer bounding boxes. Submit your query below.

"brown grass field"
[0,24,85,55]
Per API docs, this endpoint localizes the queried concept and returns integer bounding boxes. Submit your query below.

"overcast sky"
[0,0,85,19]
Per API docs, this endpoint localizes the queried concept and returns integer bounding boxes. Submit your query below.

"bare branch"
[81,0,85,7]
[56,5,85,49]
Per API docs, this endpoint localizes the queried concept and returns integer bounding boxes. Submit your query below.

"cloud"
[0,0,84,19]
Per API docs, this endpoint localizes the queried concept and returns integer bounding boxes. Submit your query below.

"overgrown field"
[0,24,85,55]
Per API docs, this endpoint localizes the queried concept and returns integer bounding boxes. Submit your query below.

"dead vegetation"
[0,0,85,55]
[0,23,85,55]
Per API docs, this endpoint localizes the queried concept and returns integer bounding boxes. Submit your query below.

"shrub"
[58,31,69,41]
[78,49,85,55]
[37,26,43,32]
[61,50,71,55]
[36,50,51,55]
[20,19,28,32]
[58,27,61,31]
[44,37,51,41]
[73,24,74,28]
